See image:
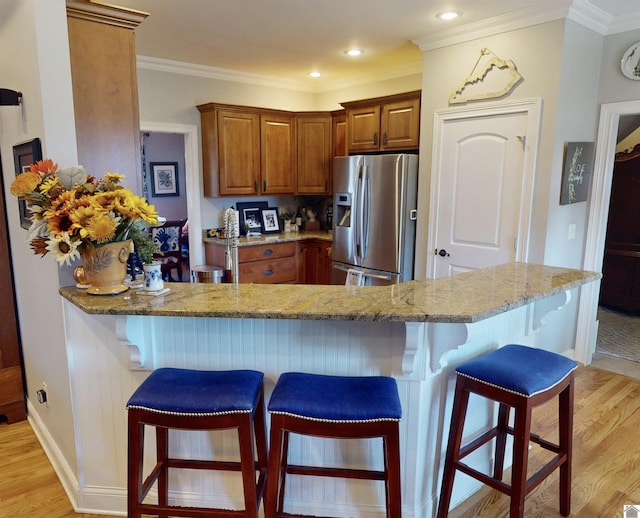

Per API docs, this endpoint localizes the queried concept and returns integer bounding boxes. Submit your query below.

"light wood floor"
[1,364,639,517]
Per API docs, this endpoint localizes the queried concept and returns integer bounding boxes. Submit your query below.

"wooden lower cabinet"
[205,242,297,284]
[298,240,332,285]
[205,239,331,285]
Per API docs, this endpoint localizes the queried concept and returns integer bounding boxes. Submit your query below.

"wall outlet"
[36,389,47,404]
[37,382,48,404]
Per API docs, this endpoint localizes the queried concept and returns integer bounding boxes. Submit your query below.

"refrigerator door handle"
[362,174,370,259]
[356,164,366,260]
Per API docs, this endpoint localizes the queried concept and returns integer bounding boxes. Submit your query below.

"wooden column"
[66,0,148,185]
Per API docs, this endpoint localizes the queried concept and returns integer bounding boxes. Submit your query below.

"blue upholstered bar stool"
[126,368,268,518]
[265,372,402,518]
[437,344,578,518]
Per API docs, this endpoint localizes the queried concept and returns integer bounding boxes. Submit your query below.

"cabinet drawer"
[239,256,297,284]
[238,242,296,263]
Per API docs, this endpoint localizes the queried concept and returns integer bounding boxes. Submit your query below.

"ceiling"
[111,0,640,92]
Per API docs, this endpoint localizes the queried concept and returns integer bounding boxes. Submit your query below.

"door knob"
[435,248,450,257]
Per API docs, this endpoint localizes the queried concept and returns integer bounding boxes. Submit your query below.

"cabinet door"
[297,115,331,194]
[298,240,332,284]
[332,111,347,158]
[261,114,296,194]
[217,110,261,196]
[297,241,313,284]
[316,241,333,285]
[380,97,420,150]
[347,105,381,153]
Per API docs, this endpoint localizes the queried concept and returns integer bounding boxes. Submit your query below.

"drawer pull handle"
[264,269,273,276]
[263,249,273,255]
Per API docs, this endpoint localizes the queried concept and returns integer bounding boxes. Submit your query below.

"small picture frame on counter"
[237,201,268,235]
[261,207,280,233]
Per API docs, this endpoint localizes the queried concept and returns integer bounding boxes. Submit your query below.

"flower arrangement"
[10,159,158,266]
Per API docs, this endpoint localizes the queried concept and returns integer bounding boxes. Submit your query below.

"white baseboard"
[27,399,127,516]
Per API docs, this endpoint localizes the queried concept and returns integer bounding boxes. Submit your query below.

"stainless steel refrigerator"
[331,154,418,285]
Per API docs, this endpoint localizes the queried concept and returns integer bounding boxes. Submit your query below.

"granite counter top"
[59,262,600,323]
[203,230,332,247]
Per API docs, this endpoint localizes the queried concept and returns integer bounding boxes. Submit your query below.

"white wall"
[144,132,188,220]
[316,73,422,109]
[598,29,640,105]
[543,20,603,269]
[0,0,79,483]
[535,20,603,355]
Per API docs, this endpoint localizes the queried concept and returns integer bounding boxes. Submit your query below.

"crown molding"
[566,0,611,34]
[413,0,640,52]
[137,56,312,91]
[569,0,640,35]
[66,0,148,29]
[412,3,572,52]
[136,55,422,94]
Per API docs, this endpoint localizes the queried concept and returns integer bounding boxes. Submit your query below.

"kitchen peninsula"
[59,263,598,517]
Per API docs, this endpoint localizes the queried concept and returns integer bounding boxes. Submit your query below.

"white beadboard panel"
[59,294,559,517]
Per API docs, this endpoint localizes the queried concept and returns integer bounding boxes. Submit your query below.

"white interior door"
[427,99,541,278]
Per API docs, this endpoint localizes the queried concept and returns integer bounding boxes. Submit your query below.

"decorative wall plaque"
[449,48,523,104]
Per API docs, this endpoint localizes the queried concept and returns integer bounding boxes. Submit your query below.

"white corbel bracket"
[426,322,470,373]
[403,321,476,375]
[115,316,150,370]
[527,290,571,335]
[402,322,425,375]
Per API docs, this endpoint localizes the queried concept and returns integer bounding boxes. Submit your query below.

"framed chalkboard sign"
[560,142,594,205]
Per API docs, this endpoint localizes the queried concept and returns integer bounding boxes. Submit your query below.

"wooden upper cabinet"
[342,91,421,154]
[346,105,381,153]
[217,110,261,196]
[197,103,295,196]
[332,110,347,158]
[381,97,421,150]
[261,113,296,194]
[197,91,421,197]
[297,114,332,194]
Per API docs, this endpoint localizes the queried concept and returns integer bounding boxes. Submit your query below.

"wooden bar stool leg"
[509,403,532,518]
[384,426,402,518]
[254,395,269,475]
[437,381,471,518]
[277,429,291,514]
[156,426,169,518]
[238,414,259,518]
[559,379,574,516]
[127,413,144,518]
[493,403,510,481]
[266,414,285,518]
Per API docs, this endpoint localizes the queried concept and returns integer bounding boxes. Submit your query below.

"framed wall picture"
[560,142,594,205]
[261,207,280,233]
[150,162,179,197]
[237,201,268,235]
[13,138,42,229]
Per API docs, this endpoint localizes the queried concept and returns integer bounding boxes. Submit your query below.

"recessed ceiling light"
[436,11,460,21]
[309,71,321,78]
[345,48,363,57]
